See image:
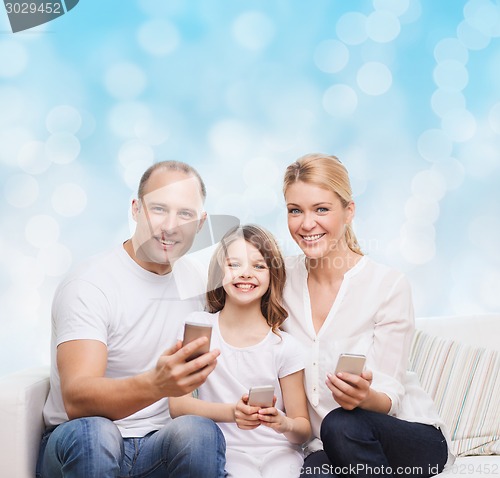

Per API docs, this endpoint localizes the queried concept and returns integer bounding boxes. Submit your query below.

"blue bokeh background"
[1,0,499,376]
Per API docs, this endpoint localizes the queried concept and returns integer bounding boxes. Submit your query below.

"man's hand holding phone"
[149,323,218,400]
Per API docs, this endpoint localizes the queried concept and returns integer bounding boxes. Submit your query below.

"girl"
[169,224,311,478]
[282,153,452,478]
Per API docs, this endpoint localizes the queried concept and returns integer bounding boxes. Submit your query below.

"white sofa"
[1,315,499,478]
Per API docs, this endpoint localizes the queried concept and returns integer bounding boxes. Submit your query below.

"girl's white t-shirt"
[182,310,305,453]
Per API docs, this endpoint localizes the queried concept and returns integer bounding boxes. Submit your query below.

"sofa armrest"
[0,367,50,478]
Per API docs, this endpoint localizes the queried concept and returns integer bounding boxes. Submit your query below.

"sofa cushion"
[410,330,500,457]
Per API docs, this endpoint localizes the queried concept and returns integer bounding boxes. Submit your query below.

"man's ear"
[197,211,207,233]
[131,199,140,221]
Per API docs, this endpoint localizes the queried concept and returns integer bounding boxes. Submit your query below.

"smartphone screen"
[248,385,274,408]
[182,322,212,361]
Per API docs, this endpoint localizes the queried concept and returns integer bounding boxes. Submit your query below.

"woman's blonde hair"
[283,153,363,256]
[206,224,288,333]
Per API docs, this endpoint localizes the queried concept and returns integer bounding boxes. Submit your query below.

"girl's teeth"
[235,284,254,289]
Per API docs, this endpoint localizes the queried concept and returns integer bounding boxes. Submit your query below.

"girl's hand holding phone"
[234,394,261,430]
[256,402,291,435]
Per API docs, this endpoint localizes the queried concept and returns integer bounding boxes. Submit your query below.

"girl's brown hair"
[283,153,363,256]
[206,224,288,333]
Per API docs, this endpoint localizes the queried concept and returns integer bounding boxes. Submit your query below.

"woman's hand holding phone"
[326,368,373,410]
[326,353,372,410]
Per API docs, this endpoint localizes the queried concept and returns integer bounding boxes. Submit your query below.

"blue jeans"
[301,408,448,477]
[36,415,226,478]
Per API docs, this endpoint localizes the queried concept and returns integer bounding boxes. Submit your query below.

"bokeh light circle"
[411,169,447,201]
[457,20,491,50]
[314,40,349,73]
[431,89,466,118]
[104,62,147,100]
[404,196,440,225]
[46,105,82,134]
[108,102,151,138]
[417,129,453,162]
[51,183,87,217]
[18,141,52,175]
[373,0,410,16]
[488,102,500,134]
[434,38,469,64]
[25,215,60,249]
[208,120,252,158]
[357,62,392,95]
[463,0,500,37]
[399,223,436,265]
[336,12,368,45]
[37,243,72,277]
[137,19,180,56]
[367,11,401,43]
[232,11,275,51]
[4,174,39,208]
[118,140,155,168]
[243,157,280,188]
[441,108,477,142]
[0,40,28,78]
[243,185,277,216]
[323,84,358,117]
[0,128,33,167]
[134,117,169,145]
[10,255,45,288]
[433,60,469,91]
[431,157,465,190]
[45,133,81,165]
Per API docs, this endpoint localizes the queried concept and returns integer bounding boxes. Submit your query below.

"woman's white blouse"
[282,254,447,450]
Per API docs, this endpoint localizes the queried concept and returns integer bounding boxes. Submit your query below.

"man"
[37,161,226,478]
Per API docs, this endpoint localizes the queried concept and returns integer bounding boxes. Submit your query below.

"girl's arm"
[257,370,311,445]
[169,394,235,422]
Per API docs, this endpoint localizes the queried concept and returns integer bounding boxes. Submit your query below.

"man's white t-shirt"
[43,245,204,438]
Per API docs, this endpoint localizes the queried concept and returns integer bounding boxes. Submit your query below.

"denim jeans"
[300,408,448,477]
[36,415,226,478]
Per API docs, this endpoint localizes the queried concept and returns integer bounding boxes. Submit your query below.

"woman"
[282,153,452,477]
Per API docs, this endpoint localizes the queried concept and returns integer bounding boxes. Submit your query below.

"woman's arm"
[169,394,235,422]
[257,370,311,445]
[325,274,414,414]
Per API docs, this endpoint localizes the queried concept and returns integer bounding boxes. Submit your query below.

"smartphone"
[335,353,366,375]
[248,385,275,408]
[182,322,212,361]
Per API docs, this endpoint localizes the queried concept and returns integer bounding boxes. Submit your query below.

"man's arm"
[59,337,219,421]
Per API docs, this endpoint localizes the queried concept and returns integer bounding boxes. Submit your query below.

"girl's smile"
[222,238,270,305]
